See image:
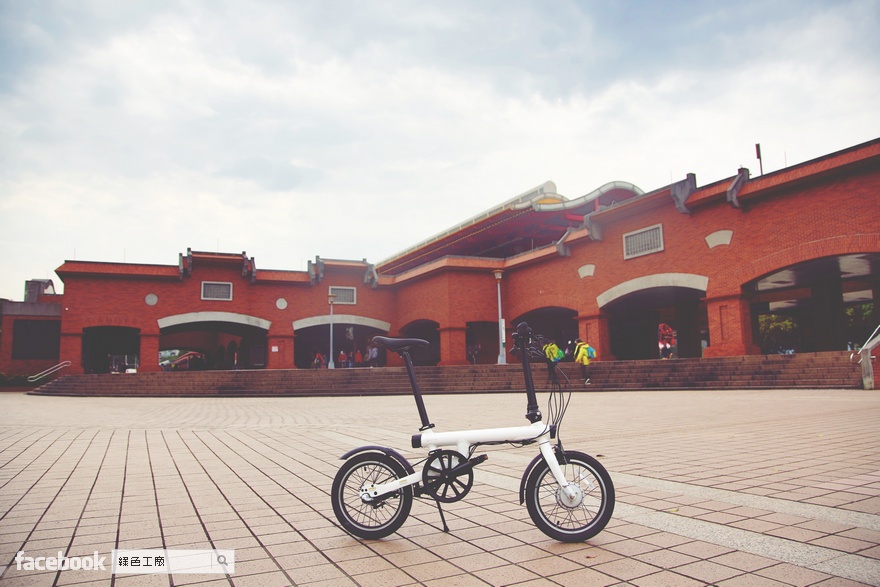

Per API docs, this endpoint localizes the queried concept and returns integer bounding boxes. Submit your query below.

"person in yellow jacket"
[542,339,562,383]
[574,339,596,386]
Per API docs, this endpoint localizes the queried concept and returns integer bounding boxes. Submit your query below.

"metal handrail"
[27,361,72,383]
[850,324,880,363]
[850,325,879,390]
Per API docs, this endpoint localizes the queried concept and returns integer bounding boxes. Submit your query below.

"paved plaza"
[0,388,878,586]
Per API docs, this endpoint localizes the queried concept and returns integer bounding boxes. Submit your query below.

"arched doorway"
[512,307,578,358]
[82,326,140,373]
[745,253,878,353]
[598,274,708,360]
[158,312,270,370]
[464,321,497,365]
[401,320,440,366]
[292,314,391,369]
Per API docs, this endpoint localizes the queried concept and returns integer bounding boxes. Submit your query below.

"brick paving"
[0,388,878,586]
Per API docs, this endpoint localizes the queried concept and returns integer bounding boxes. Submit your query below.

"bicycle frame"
[361,422,577,503]
[332,321,614,542]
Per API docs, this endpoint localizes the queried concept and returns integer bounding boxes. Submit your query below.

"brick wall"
[3,144,878,373]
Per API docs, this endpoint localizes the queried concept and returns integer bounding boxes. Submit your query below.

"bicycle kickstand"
[434,500,449,533]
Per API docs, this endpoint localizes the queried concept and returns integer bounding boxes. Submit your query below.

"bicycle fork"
[539,441,582,502]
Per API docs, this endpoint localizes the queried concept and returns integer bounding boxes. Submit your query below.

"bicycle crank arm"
[450,454,488,477]
[427,453,488,484]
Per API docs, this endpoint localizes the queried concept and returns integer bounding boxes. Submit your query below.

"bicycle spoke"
[333,454,414,539]
[534,464,606,531]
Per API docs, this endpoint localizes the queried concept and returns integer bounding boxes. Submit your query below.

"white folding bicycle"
[331,322,615,542]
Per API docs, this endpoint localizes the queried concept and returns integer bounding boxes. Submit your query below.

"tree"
[845,302,876,348]
[758,314,800,353]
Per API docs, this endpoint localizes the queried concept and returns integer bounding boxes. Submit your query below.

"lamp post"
[494,270,506,364]
[328,292,336,369]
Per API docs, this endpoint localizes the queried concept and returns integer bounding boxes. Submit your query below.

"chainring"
[422,450,473,503]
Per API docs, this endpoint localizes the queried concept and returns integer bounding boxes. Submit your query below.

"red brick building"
[2,138,878,376]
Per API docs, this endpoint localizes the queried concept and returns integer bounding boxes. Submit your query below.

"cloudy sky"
[1,0,878,300]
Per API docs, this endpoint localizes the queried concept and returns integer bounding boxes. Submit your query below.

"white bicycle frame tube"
[421,420,549,453]
[361,421,577,501]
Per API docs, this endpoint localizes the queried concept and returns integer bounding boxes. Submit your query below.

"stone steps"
[30,351,862,397]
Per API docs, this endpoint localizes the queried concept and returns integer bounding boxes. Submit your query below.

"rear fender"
[340,445,415,476]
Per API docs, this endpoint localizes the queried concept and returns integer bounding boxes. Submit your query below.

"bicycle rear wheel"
[524,450,614,542]
[332,452,413,539]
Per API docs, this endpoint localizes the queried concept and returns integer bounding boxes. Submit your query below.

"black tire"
[331,452,413,539]
[524,450,614,542]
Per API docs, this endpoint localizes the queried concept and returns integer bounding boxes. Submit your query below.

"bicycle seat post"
[400,349,434,430]
[373,335,432,430]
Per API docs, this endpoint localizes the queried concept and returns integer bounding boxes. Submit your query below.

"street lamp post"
[328,292,336,369]
[494,270,506,364]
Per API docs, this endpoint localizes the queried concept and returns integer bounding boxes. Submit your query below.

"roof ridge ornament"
[556,227,574,257]
[727,167,750,209]
[308,257,324,285]
[364,263,379,288]
[670,173,697,214]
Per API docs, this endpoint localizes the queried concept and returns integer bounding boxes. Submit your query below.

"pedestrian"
[542,338,562,384]
[354,348,363,367]
[574,339,596,385]
[368,344,379,367]
[338,350,348,368]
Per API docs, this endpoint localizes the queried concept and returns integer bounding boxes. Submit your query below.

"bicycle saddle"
[373,336,429,352]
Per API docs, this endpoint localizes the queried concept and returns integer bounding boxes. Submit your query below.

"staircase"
[29,351,863,397]
[578,351,861,391]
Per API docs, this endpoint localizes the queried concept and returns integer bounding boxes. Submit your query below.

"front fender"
[340,445,416,476]
[519,453,546,504]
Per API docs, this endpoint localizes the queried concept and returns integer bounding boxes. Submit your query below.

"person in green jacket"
[542,339,563,384]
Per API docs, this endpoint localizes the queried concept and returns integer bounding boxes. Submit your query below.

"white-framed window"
[329,286,356,305]
[623,224,664,259]
[202,281,233,301]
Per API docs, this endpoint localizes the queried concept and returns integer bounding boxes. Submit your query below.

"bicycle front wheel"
[524,450,614,542]
[332,452,413,539]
